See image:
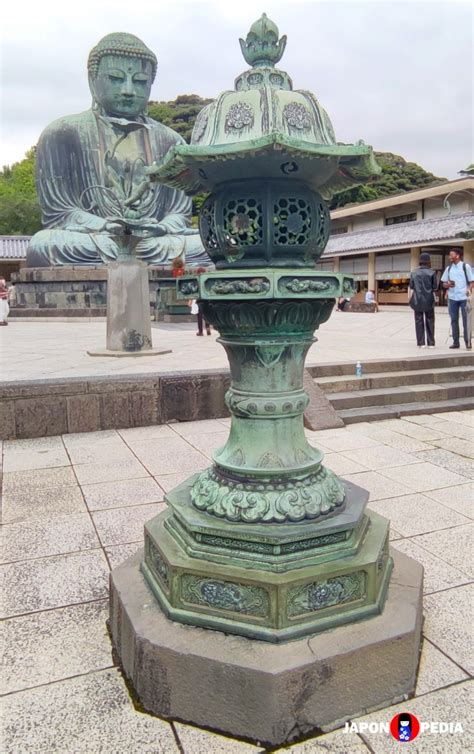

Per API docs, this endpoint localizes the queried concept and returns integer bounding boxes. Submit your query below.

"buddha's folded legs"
[26,229,210,267]
[26,230,120,267]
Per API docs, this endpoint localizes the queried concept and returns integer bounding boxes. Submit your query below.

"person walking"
[441,249,473,349]
[188,299,211,336]
[409,253,437,348]
[0,278,10,326]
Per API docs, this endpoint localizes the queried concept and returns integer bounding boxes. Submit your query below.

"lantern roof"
[147,14,380,195]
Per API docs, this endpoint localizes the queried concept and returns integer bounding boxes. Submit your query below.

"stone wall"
[0,371,231,440]
[11,266,176,315]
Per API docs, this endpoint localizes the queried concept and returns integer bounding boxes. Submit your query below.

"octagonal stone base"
[110,548,423,747]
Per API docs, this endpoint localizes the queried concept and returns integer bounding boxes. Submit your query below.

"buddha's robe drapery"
[27,110,208,266]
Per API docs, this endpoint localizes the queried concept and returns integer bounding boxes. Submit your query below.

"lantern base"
[110,547,423,746]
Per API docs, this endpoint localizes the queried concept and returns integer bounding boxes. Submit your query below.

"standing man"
[441,249,474,350]
[409,253,437,347]
[0,278,10,326]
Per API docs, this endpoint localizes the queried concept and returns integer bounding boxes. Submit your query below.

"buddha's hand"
[133,218,167,237]
[104,219,126,234]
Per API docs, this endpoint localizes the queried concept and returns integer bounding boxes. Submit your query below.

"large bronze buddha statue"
[27,33,207,267]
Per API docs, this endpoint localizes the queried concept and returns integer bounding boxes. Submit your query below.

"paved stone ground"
[0,308,461,381]
[1,411,473,753]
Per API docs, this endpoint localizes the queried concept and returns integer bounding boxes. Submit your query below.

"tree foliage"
[147,94,213,144]
[0,96,445,235]
[330,152,445,209]
[0,147,42,235]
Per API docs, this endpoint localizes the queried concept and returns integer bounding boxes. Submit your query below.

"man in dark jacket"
[409,252,438,347]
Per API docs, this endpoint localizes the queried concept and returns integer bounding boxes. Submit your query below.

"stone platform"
[10,265,180,317]
[2,413,472,753]
[110,547,422,745]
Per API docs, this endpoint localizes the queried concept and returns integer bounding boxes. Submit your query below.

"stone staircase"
[309,353,474,424]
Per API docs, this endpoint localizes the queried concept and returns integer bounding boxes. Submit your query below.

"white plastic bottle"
[355,361,363,378]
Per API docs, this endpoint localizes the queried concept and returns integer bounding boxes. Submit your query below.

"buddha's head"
[88,32,157,118]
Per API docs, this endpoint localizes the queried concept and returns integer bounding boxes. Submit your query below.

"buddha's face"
[91,55,153,118]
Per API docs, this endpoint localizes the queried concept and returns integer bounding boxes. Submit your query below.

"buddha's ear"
[88,72,98,108]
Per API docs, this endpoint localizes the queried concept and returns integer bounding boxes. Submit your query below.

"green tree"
[0,147,42,234]
[330,152,444,209]
[147,94,212,143]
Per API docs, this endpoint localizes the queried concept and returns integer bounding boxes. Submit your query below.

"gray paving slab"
[170,419,234,438]
[118,424,177,442]
[321,452,368,475]
[91,502,167,546]
[2,668,179,754]
[279,731,370,752]
[2,446,70,473]
[343,471,413,501]
[153,471,197,492]
[104,541,142,569]
[368,493,470,537]
[392,539,471,593]
[345,422,435,452]
[351,681,472,753]
[379,462,469,493]
[182,431,231,459]
[411,524,474,578]
[1,512,100,563]
[2,466,77,493]
[425,483,474,518]
[81,476,165,511]
[62,429,123,448]
[377,419,449,442]
[415,448,474,479]
[66,442,136,466]
[341,445,420,470]
[73,457,149,485]
[432,411,474,427]
[432,436,474,459]
[423,585,473,674]
[415,639,469,696]
[306,429,380,452]
[1,549,109,618]
[132,439,209,476]
[174,722,263,753]
[1,484,87,524]
[429,420,474,441]
[3,436,65,451]
[1,600,112,694]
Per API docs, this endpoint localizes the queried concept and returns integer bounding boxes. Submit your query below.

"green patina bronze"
[26,32,208,268]
[140,15,391,642]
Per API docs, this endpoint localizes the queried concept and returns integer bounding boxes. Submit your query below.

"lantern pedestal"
[110,546,423,746]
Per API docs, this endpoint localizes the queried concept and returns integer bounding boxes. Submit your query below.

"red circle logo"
[390,713,420,742]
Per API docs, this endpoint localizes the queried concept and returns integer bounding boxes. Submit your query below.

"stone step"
[338,396,474,424]
[308,353,474,378]
[316,366,474,393]
[329,380,474,410]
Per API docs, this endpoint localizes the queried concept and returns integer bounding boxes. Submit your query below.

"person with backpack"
[409,252,438,347]
[441,249,473,349]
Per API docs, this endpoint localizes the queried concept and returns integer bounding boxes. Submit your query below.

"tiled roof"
[324,213,474,257]
[0,236,31,259]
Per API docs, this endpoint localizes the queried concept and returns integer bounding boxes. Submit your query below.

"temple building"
[318,175,474,305]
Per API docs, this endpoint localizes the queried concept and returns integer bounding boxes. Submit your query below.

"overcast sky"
[1,0,472,177]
